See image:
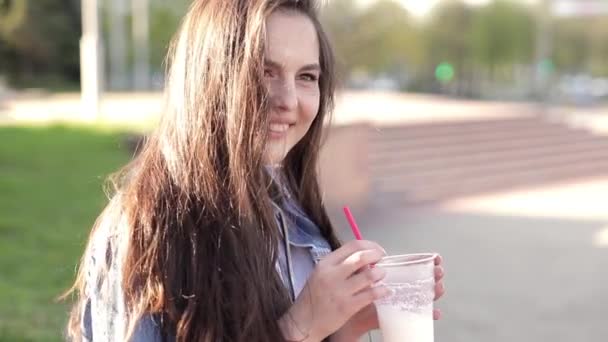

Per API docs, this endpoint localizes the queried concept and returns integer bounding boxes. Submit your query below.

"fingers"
[351,285,391,314]
[434,281,445,301]
[434,254,443,266]
[324,240,386,266]
[433,308,441,320]
[344,266,386,294]
[339,249,386,278]
[434,265,444,282]
[434,264,445,301]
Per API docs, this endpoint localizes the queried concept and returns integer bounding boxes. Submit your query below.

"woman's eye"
[264,69,274,77]
[300,73,319,82]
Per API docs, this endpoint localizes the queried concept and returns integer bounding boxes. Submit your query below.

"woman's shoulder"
[81,194,167,341]
[86,193,129,273]
[82,193,130,302]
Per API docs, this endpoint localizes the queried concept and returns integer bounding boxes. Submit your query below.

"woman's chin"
[263,150,286,167]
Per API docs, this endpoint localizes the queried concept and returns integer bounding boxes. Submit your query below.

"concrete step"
[369,123,592,153]
[368,117,566,141]
[393,158,608,203]
[373,145,608,186]
[370,131,603,165]
[366,116,608,204]
[373,151,608,202]
[370,137,608,175]
[370,117,542,138]
[373,160,608,204]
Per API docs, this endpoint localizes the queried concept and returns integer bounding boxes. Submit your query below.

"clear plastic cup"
[374,253,436,342]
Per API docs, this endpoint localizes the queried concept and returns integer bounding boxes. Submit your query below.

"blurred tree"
[0,0,191,90]
[552,18,591,74]
[471,0,536,79]
[552,13,608,77]
[588,18,608,77]
[0,0,599,96]
[322,0,419,88]
[424,0,476,96]
[354,0,420,75]
[0,0,26,78]
[320,0,362,80]
[149,2,187,72]
[0,0,81,89]
[0,0,27,38]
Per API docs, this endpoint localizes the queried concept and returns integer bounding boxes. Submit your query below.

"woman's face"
[263,10,321,165]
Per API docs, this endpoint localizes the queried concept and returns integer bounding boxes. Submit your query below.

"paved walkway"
[0,91,565,126]
[0,92,162,127]
[329,177,608,342]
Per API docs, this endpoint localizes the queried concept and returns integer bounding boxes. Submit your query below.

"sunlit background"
[1,0,607,341]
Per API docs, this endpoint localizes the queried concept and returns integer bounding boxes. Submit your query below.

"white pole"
[132,0,150,91]
[108,0,129,90]
[80,0,104,121]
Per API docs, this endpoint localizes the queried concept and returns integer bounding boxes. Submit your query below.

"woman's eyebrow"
[264,58,320,72]
[300,63,321,72]
[264,58,283,69]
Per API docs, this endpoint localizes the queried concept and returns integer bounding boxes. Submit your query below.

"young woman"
[65,0,445,341]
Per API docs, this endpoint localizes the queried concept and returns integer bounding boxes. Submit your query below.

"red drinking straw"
[343,206,363,240]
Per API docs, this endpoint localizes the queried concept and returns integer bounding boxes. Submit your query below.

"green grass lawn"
[0,124,133,341]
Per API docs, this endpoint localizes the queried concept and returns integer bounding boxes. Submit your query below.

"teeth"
[269,123,289,133]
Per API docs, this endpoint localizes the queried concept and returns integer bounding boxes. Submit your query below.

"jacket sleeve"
[79,211,166,342]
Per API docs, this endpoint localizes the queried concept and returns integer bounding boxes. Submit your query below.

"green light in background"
[435,62,455,83]
[539,59,555,75]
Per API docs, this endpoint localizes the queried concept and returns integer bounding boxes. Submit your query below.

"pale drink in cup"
[374,253,436,342]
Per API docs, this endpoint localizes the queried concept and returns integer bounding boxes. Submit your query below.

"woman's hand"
[433,254,446,319]
[331,254,446,341]
[278,240,390,342]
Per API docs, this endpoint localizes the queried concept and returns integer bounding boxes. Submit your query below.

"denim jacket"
[80,196,333,341]
[273,198,333,301]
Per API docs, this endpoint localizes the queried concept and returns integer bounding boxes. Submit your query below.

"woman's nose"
[269,79,297,112]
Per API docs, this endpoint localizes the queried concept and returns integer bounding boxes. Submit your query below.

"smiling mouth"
[268,122,296,139]
[269,123,290,133]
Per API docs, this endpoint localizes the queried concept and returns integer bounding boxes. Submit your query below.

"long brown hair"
[65,0,340,341]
